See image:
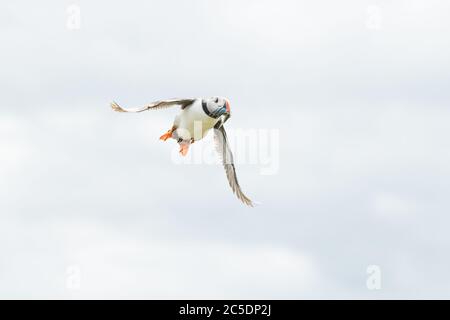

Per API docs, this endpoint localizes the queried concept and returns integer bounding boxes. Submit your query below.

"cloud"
[0,216,317,299]
[1,0,450,298]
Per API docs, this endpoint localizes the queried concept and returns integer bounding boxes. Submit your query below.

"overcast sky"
[1,0,450,299]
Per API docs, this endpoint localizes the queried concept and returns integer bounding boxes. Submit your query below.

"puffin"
[111,97,253,206]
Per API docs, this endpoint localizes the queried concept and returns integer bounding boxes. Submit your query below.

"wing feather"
[214,126,254,207]
[111,99,195,113]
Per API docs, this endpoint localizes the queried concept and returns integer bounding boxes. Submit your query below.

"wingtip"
[111,101,126,112]
[241,196,261,207]
[240,195,257,207]
[246,200,259,208]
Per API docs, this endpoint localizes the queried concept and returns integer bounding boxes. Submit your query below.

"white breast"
[174,99,219,141]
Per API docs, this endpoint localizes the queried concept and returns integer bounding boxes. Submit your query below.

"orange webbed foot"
[159,130,173,141]
[179,143,190,156]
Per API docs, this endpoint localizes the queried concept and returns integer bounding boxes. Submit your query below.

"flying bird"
[111,97,253,206]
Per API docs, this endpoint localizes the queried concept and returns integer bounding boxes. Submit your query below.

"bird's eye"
[215,98,219,103]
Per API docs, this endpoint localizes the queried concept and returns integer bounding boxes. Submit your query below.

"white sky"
[1,0,450,298]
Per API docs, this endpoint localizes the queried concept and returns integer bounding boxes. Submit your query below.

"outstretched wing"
[111,99,195,113]
[214,125,254,207]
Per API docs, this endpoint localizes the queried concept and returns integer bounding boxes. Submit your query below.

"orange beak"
[225,99,231,113]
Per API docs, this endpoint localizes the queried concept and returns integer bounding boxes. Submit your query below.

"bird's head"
[205,96,231,118]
